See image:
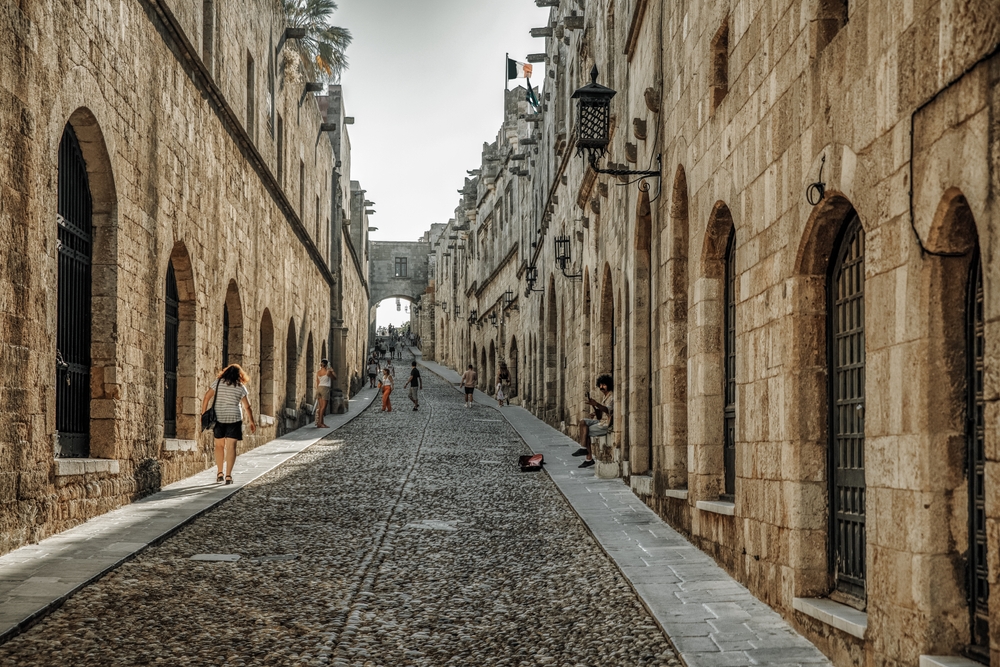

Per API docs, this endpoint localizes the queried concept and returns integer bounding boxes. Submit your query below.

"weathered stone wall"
[369,241,431,308]
[0,0,340,554]
[427,0,1000,664]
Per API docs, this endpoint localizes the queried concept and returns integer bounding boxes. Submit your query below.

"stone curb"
[0,387,380,646]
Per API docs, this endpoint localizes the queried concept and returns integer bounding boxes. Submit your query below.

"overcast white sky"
[334,0,550,328]
[336,0,549,242]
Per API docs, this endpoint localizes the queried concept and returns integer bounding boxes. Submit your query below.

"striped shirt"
[210,379,248,423]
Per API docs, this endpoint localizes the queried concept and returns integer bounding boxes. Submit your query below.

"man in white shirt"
[572,374,613,468]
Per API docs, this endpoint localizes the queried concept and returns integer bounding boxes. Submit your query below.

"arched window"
[222,302,230,367]
[723,229,737,499]
[305,333,315,404]
[285,320,298,411]
[56,125,93,458]
[828,212,866,600]
[967,249,988,651]
[259,310,275,417]
[164,261,179,438]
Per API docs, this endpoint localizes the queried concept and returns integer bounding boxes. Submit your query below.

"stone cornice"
[140,0,335,286]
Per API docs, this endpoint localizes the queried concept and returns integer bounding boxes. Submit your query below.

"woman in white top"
[379,367,393,412]
[201,364,256,485]
[315,359,335,428]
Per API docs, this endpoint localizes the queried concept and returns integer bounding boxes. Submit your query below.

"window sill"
[919,657,988,667]
[163,439,198,452]
[696,499,735,516]
[663,489,689,500]
[792,597,867,639]
[54,459,120,477]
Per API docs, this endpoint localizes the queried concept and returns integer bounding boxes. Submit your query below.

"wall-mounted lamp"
[468,309,478,325]
[454,304,461,317]
[489,311,499,328]
[806,155,826,206]
[572,65,660,190]
[554,236,582,280]
[504,289,519,311]
[524,265,545,296]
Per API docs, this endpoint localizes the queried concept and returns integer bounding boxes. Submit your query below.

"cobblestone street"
[0,363,680,667]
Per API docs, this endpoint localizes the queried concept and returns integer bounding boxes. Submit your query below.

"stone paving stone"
[0,386,380,644]
[0,361,681,667]
[415,352,833,667]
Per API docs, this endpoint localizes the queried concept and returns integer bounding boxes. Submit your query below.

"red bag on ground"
[518,454,544,472]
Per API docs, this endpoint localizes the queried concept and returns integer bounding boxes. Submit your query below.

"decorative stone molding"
[696,500,735,516]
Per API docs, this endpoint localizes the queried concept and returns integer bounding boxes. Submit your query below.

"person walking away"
[573,374,614,469]
[498,363,511,405]
[460,364,477,408]
[367,358,379,388]
[389,339,396,360]
[379,367,393,412]
[201,364,257,485]
[404,360,422,410]
[495,375,506,408]
[386,359,395,380]
[315,359,335,428]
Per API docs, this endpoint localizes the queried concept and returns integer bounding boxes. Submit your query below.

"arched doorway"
[223,280,243,368]
[546,275,557,421]
[509,336,519,399]
[632,188,652,474]
[55,125,95,458]
[259,309,275,417]
[164,242,197,440]
[488,340,496,394]
[285,319,298,411]
[305,333,315,404]
[480,346,487,391]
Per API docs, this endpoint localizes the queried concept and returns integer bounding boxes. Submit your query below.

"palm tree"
[281,0,352,82]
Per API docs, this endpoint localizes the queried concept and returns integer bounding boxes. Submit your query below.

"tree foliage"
[281,0,352,82]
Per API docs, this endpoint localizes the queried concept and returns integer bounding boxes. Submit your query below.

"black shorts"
[213,421,243,441]
[368,373,376,379]
[464,387,474,395]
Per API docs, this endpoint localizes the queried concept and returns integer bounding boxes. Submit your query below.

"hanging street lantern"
[489,310,499,328]
[554,236,582,280]
[504,289,519,311]
[571,65,660,186]
[524,265,544,296]
[571,65,616,161]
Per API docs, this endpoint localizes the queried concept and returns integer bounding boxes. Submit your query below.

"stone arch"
[912,189,985,652]
[509,336,519,399]
[305,332,315,404]
[787,192,862,599]
[632,188,653,475]
[166,242,197,440]
[658,164,690,489]
[689,201,736,503]
[472,342,477,374]
[285,319,298,412]
[223,280,244,368]
[55,109,119,459]
[480,346,487,390]
[488,339,496,394]
[598,263,614,377]
[259,309,275,418]
[546,275,558,421]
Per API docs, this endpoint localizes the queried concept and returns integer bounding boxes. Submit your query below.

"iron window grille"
[827,212,866,601]
[722,229,737,501]
[55,125,93,459]
[164,262,179,438]
[967,249,989,657]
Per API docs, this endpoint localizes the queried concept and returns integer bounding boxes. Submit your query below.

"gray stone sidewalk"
[414,350,832,667]
[0,386,379,644]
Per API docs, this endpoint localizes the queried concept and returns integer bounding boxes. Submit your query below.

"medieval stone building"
[419,1,1000,664]
[0,0,369,555]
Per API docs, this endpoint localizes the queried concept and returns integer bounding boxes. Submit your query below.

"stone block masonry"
[0,0,351,556]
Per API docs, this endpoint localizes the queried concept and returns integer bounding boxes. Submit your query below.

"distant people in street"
[315,359,334,428]
[404,360,422,410]
[495,376,506,408]
[367,358,379,388]
[379,367,393,412]
[573,374,614,469]
[389,340,396,359]
[386,359,395,379]
[460,364,478,408]
[201,364,257,485]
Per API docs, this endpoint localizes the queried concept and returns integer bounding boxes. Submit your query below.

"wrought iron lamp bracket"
[587,152,661,192]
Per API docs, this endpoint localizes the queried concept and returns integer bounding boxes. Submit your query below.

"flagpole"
[505,53,509,92]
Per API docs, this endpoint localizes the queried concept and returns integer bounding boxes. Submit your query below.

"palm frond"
[282,0,351,82]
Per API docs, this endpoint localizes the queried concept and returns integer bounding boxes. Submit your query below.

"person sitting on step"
[572,373,613,469]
